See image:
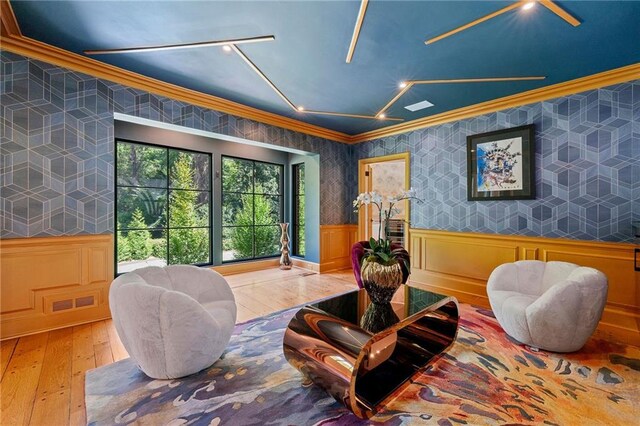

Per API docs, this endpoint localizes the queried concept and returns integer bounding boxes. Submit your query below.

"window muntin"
[292,163,305,257]
[221,156,283,262]
[115,140,212,274]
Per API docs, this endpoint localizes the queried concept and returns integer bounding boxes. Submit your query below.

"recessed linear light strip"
[304,110,403,122]
[376,83,414,117]
[411,76,546,84]
[539,0,580,26]
[346,0,370,64]
[232,40,402,121]
[84,35,275,55]
[376,76,546,116]
[231,44,298,111]
[425,0,580,45]
[426,1,525,45]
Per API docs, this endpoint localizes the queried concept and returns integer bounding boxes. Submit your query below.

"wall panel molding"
[320,224,358,272]
[408,229,640,346]
[0,234,114,339]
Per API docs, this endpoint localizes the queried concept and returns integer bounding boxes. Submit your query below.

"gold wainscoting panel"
[0,234,114,340]
[408,229,640,346]
[320,225,358,272]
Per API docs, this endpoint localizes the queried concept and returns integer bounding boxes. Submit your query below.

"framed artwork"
[467,124,535,201]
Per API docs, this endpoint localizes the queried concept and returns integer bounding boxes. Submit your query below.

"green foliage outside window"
[167,153,209,264]
[230,189,280,259]
[116,141,211,272]
[126,208,152,260]
[116,222,131,261]
[222,157,282,261]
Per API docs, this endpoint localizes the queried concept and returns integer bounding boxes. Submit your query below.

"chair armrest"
[525,280,581,351]
[487,263,519,293]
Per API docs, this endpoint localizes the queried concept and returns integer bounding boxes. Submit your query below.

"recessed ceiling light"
[399,81,407,88]
[404,100,434,112]
[378,113,386,119]
[522,2,536,10]
[222,45,232,52]
[297,106,305,111]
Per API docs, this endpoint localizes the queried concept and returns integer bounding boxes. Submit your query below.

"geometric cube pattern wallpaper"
[0,51,352,238]
[2,51,638,243]
[353,79,639,242]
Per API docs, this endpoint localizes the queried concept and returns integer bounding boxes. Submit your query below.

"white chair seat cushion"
[487,260,607,352]
[109,265,237,379]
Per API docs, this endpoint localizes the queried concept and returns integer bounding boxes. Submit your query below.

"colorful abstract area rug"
[85,304,640,425]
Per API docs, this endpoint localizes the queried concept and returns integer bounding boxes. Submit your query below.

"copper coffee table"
[282,285,459,419]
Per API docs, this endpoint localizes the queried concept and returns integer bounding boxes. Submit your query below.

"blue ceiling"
[11,1,640,135]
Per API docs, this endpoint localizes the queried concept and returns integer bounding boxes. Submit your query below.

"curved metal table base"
[283,287,459,419]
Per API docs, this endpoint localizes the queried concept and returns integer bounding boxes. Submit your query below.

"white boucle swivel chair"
[487,260,607,353]
[109,265,237,379]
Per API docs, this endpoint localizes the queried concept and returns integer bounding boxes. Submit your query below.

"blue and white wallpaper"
[353,80,639,242]
[0,51,353,238]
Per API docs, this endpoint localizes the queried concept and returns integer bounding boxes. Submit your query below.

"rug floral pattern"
[85,304,640,425]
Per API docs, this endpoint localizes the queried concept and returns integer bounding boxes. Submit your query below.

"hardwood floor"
[0,267,358,426]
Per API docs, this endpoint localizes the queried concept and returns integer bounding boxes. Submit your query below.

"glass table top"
[309,285,449,331]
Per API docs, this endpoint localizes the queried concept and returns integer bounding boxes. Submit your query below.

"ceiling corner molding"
[348,63,640,143]
[0,34,351,143]
[0,0,21,37]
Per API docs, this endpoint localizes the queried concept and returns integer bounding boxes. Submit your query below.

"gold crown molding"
[349,62,640,143]
[0,34,351,143]
[0,0,636,146]
[0,0,21,37]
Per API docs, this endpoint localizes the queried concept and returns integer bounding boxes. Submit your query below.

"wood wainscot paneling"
[320,225,358,273]
[408,229,640,346]
[0,235,114,340]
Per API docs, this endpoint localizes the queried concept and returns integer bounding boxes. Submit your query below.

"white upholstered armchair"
[487,260,607,352]
[109,265,237,379]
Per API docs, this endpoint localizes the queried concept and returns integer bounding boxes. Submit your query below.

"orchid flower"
[353,188,423,241]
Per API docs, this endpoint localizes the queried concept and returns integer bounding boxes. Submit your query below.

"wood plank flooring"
[0,267,357,426]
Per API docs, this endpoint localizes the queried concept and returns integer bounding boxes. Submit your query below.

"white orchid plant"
[353,188,422,265]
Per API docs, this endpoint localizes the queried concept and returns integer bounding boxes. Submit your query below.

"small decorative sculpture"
[280,223,292,270]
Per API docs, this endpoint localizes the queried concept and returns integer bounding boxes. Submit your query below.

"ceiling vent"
[404,100,434,112]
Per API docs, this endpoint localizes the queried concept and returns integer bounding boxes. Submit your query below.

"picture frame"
[467,124,535,201]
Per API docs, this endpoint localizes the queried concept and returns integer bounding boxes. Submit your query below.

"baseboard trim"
[211,258,281,276]
[292,258,320,273]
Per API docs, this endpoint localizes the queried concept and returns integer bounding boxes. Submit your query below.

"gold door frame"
[357,152,411,245]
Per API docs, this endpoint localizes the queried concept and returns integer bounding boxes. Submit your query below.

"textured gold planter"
[360,258,403,305]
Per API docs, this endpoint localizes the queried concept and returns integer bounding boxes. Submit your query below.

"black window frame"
[221,155,284,263]
[292,162,305,257]
[114,138,213,275]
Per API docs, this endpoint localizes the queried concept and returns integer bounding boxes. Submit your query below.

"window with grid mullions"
[115,140,212,274]
[222,156,283,262]
[292,163,305,257]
